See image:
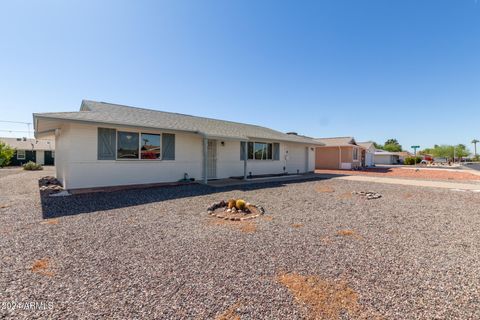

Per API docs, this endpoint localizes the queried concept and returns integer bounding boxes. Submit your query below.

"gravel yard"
[2,167,480,319]
[316,167,480,182]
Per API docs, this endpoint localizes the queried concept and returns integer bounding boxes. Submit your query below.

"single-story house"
[0,137,55,166]
[374,149,400,165]
[33,100,323,190]
[393,151,413,163]
[358,141,376,167]
[314,137,365,170]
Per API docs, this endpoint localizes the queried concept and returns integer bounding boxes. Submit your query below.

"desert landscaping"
[2,167,480,319]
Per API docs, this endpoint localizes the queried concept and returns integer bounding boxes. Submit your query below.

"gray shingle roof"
[34,100,322,145]
[315,137,358,147]
[0,137,54,150]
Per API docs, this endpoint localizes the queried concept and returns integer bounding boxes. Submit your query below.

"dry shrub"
[40,218,59,225]
[277,273,379,320]
[216,302,241,320]
[291,223,304,228]
[315,185,335,193]
[31,258,54,277]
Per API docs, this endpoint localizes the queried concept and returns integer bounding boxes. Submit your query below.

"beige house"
[314,137,365,170]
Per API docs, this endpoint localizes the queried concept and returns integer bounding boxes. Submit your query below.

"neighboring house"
[314,137,364,170]
[393,151,413,164]
[0,137,55,166]
[374,149,400,165]
[33,100,322,190]
[358,141,376,167]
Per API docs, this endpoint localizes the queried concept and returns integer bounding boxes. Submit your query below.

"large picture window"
[247,142,273,160]
[117,131,139,159]
[141,133,161,159]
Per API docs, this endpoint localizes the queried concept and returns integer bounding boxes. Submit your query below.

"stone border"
[207,201,265,221]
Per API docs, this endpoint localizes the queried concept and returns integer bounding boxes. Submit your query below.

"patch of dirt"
[337,229,362,240]
[0,204,9,209]
[216,302,242,320]
[337,192,353,200]
[208,219,257,234]
[291,223,304,229]
[277,273,381,320]
[260,215,273,222]
[40,218,59,225]
[31,258,54,277]
[402,193,414,199]
[315,185,335,193]
[320,236,332,245]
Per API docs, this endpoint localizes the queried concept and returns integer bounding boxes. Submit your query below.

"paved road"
[464,163,480,171]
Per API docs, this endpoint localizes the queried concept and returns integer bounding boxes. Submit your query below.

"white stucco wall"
[56,123,317,189]
[375,154,395,165]
[59,123,203,189]
[217,141,314,177]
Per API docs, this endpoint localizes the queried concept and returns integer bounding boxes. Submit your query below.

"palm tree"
[472,139,479,158]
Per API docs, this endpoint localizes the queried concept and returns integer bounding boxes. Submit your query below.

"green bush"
[404,157,422,165]
[23,161,43,171]
[0,142,15,167]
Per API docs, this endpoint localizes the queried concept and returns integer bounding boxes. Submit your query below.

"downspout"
[338,146,342,169]
[203,137,208,184]
[243,141,248,180]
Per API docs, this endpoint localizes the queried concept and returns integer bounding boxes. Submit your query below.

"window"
[17,150,26,160]
[51,151,55,158]
[140,133,161,159]
[100,128,175,161]
[353,147,359,161]
[117,131,139,159]
[247,142,273,160]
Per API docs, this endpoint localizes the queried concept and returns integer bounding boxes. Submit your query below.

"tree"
[0,142,15,167]
[424,144,470,161]
[383,138,402,152]
[372,142,383,150]
[472,139,479,157]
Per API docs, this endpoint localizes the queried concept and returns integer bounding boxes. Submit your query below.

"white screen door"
[207,140,217,179]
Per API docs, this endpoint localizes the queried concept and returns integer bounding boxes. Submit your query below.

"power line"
[0,120,33,137]
[0,129,31,133]
[0,120,32,125]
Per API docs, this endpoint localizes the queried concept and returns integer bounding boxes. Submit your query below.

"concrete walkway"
[334,175,480,191]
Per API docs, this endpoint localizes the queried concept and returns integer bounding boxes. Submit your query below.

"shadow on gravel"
[40,175,339,219]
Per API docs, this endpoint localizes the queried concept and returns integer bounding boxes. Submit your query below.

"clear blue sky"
[1,0,479,152]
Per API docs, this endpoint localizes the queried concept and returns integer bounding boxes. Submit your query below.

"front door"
[36,150,45,165]
[207,140,217,179]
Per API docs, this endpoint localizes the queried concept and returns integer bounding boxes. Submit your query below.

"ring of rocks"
[352,191,382,200]
[207,201,265,221]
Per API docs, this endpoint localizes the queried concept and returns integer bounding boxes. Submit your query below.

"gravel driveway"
[1,167,480,319]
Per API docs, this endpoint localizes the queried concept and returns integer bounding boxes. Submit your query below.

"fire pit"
[207,199,265,221]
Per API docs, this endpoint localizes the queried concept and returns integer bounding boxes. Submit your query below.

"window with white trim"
[140,133,161,159]
[353,147,359,161]
[247,142,273,160]
[17,150,26,160]
[117,131,140,159]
